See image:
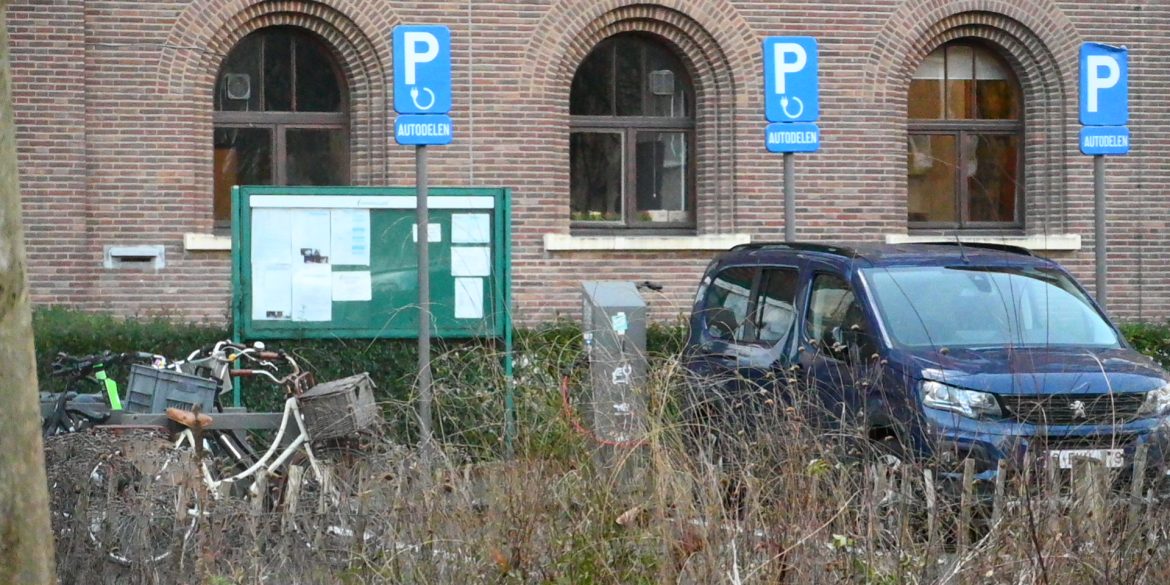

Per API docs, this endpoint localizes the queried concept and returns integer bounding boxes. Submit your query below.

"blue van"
[684,242,1170,488]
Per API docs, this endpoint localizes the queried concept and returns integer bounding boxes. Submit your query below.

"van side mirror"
[828,326,848,357]
[707,307,738,340]
[830,324,877,365]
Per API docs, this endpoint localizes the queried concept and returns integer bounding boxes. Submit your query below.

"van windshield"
[861,266,1122,350]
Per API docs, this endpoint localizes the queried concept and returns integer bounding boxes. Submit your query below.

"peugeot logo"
[1069,400,1088,420]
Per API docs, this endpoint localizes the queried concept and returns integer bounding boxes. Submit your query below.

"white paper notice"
[291,209,332,264]
[291,264,332,321]
[455,277,484,319]
[252,209,293,265]
[412,223,442,243]
[451,213,491,244]
[332,271,372,302]
[252,264,292,320]
[451,246,491,277]
[330,209,371,266]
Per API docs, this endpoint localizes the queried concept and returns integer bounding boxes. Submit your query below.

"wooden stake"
[958,458,975,553]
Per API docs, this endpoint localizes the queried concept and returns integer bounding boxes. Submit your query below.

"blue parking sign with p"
[763,37,818,123]
[1080,43,1127,127]
[393,25,451,115]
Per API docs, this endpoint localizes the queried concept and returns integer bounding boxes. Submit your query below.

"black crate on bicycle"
[125,364,218,414]
[299,372,379,440]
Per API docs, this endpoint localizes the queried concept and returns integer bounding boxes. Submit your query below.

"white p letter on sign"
[402,31,439,86]
[770,43,807,96]
[1085,55,1120,114]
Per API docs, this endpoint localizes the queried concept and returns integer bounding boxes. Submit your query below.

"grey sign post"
[763,36,820,241]
[1079,42,1129,310]
[394,25,454,461]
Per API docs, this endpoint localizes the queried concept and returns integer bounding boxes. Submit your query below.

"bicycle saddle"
[166,407,214,429]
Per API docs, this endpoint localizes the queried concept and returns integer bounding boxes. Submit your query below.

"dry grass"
[43,345,1170,585]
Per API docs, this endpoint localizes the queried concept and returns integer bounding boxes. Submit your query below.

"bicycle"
[168,349,321,500]
[41,351,163,437]
[161,339,289,468]
[79,428,201,567]
[74,342,379,565]
[63,341,286,566]
[165,350,380,557]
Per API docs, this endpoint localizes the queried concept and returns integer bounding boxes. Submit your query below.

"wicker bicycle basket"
[298,372,379,441]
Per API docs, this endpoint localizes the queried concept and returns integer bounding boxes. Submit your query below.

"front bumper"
[920,409,1170,496]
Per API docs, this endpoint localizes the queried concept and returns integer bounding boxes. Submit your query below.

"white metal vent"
[648,70,674,96]
[104,245,165,270]
[224,73,251,100]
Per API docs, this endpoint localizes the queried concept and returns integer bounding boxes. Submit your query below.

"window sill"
[884,233,1081,251]
[184,233,232,251]
[543,233,751,251]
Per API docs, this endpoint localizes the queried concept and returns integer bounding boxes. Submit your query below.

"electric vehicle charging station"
[581,281,648,480]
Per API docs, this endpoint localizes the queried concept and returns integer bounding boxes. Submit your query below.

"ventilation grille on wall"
[104,245,165,270]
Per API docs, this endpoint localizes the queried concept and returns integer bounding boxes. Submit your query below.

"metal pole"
[416,145,433,460]
[1094,154,1107,309]
[504,324,514,458]
[784,152,795,242]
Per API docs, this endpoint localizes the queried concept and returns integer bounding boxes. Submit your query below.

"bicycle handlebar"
[49,350,160,378]
[186,341,290,366]
[53,340,307,394]
[230,367,304,390]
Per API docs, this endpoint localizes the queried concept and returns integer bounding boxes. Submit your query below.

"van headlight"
[921,380,1003,419]
[1138,383,1170,418]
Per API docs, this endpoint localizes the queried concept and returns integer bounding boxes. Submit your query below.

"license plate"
[1047,448,1124,469]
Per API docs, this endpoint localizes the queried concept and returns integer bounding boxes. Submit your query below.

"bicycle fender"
[66,402,112,422]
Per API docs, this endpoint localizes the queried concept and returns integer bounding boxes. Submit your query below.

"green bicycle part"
[95,367,122,411]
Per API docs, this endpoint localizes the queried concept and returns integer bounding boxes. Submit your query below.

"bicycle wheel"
[84,442,200,565]
[277,457,386,565]
[204,429,258,483]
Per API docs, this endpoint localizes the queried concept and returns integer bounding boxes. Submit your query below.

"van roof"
[725,241,1053,268]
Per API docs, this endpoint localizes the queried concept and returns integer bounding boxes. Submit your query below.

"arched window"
[908,42,1022,229]
[213,27,349,226]
[570,33,695,230]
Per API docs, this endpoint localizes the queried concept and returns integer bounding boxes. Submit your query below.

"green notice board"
[231,186,511,340]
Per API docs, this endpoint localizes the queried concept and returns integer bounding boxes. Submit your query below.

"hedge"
[1119,322,1170,369]
[32,308,688,458]
[36,307,1170,457]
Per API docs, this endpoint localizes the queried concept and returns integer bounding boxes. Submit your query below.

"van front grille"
[1001,393,1147,426]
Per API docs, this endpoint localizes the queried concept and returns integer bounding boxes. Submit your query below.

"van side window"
[703,267,756,342]
[755,268,799,345]
[806,273,878,362]
[807,274,854,345]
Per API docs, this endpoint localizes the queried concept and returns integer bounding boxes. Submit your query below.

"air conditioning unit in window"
[224,73,251,100]
[648,70,674,96]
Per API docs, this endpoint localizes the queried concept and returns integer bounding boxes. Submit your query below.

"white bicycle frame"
[172,341,273,397]
[174,395,327,498]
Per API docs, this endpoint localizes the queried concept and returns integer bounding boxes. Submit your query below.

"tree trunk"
[0,0,56,582]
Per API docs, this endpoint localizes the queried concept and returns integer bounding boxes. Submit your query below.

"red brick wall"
[8,0,1170,325]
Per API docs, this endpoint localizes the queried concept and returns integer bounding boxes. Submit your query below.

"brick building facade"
[9,0,1169,325]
